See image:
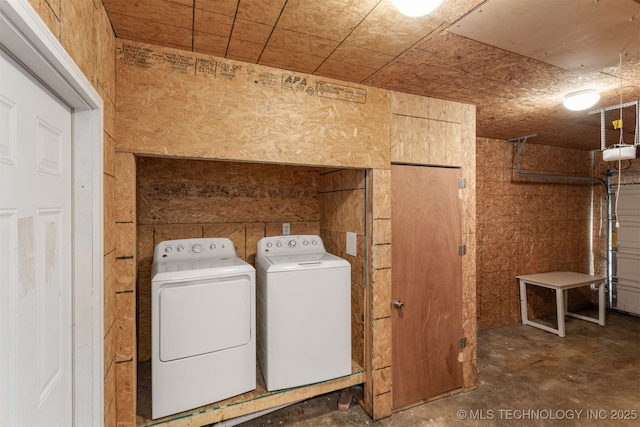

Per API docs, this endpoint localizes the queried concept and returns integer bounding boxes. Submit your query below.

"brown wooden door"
[391,164,463,411]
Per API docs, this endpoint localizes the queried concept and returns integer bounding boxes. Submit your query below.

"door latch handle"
[393,300,404,309]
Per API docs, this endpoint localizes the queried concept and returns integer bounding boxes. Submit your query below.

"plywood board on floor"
[136,360,365,427]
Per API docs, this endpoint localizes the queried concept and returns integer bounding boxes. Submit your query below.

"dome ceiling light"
[562,90,601,111]
[391,0,444,17]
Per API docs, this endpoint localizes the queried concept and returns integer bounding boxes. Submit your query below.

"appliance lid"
[261,251,350,271]
[152,256,254,281]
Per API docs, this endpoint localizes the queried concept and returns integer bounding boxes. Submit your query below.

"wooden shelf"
[137,360,365,427]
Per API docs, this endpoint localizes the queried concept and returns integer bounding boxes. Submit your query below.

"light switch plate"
[346,231,357,256]
[282,223,290,235]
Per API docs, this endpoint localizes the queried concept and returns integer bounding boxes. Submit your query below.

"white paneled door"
[1,49,73,425]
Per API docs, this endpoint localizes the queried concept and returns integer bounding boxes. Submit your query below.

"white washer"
[152,238,255,419]
[256,235,351,391]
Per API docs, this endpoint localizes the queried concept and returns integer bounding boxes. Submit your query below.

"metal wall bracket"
[508,133,607,188]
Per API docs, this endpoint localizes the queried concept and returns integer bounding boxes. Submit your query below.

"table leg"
[556,287,565,337]
[598,283,606,326]
[519,279,529,325]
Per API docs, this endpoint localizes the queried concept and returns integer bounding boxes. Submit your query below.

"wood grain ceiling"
[103,0,640,150]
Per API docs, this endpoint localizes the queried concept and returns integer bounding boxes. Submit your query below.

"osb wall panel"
[319,190,365,233]
[477,138,595,330]
[115,153,136,222]
[458,103,477,390]
[138,157,321,224]
[368,168,392,417]
[115,360,136,427]
[389,91,470,167]
[390,115,458,166]
[28,0,61,40]
[319,169,367,368]
[116,40,390,168]
[104,174,116,254]
[96,4,116,117]
[113,149,137,427]
[61,0,97,86]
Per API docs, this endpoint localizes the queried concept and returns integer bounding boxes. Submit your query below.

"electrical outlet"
[282,223,290,235]
[346,231,356,256]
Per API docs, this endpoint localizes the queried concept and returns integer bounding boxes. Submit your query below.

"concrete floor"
[234,311,639,427]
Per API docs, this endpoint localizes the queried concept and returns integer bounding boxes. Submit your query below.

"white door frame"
[0,0,104,425]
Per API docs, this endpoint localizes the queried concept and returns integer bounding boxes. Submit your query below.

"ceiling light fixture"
[391,0,444,17]
[562,90,601,111]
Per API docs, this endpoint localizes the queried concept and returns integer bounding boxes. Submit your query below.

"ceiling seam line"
[191,1,195,52]
[257,0,289,64]
[107,11,191,33]
[392,112,462,124]
[361,22,448,85]
[311,0,384,75]
[224,0,241,57]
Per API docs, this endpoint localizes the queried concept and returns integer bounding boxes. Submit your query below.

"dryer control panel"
[257,235,326,256]
[155,238,237,261]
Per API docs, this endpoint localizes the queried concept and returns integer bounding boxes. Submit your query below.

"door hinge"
[458,244,466,256]
[459,337,468,349]
[458,177,466,188]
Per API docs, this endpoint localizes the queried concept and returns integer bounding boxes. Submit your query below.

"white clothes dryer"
[256,235,351,391]
[152,238,255,419]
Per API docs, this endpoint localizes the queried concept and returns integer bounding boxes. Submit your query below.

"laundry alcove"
[115,40,478,424]
[135,156,369,424]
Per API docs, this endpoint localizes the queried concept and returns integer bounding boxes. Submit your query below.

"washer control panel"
[258,235,325,256]
[155,238,237,261]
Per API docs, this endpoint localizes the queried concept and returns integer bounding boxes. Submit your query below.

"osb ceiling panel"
[103,0,640,150]
[449,0,640,72]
